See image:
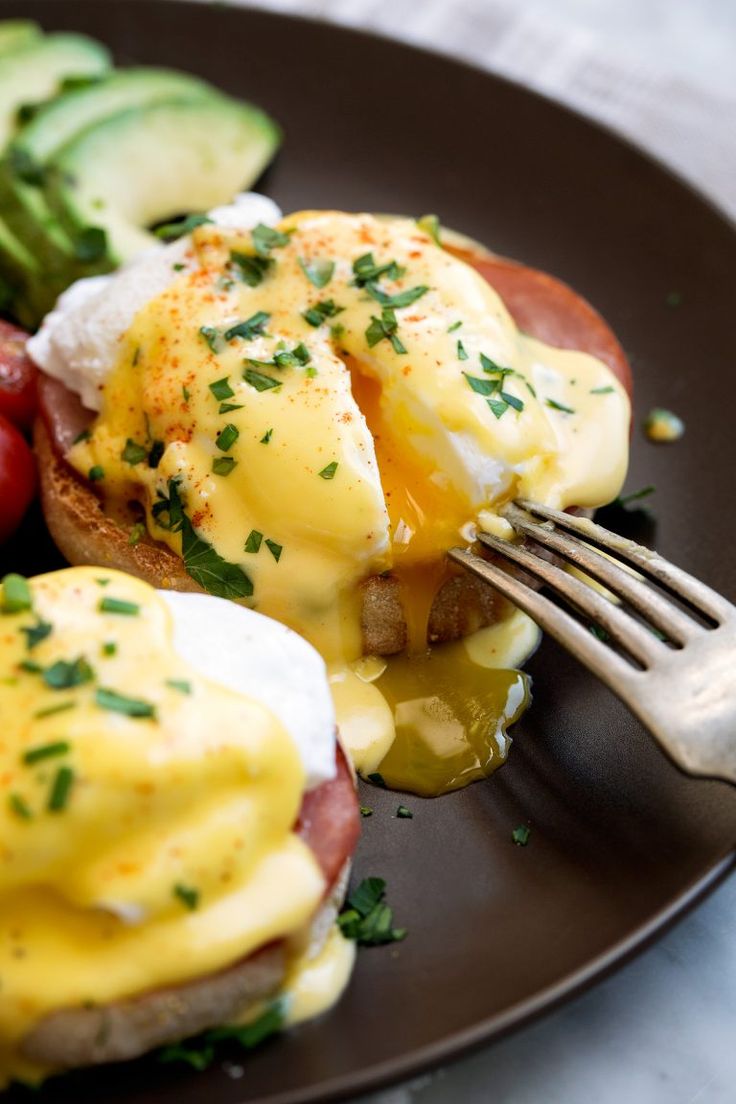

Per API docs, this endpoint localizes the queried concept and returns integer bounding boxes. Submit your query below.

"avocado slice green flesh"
[0,33,111,148]
[49,96,282,263]
[0,68,220,270]
[0,20,42,57]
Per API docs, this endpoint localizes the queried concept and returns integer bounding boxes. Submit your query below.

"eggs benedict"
[0,566,360,1087]
[28,195,632,795]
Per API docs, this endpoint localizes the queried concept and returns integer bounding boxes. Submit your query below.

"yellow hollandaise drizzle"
[66,210,629,798]
[0,568,325,1087]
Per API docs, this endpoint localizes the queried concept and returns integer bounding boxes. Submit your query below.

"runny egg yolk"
[68,210,630,798]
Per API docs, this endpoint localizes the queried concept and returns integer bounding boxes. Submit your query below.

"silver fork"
[449,500,736,785]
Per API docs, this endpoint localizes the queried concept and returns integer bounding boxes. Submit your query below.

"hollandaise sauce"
[66,210,630,798]
[0,568,327,1087]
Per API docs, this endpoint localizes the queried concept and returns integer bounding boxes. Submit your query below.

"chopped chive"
[244,530,263,554]
[302,299,343,327]
[367,772,386,787]
[265,539,282,562]
[19,659,41,673]
[360,806,373,817]
[95,578,110,587]
[212,456,237,476]
[396,805,413,819]
[99,597,140,616]
[121,438,148,465]
[416,213,441,245]
[298,257,335,289]
[2,573,32,612]
[48,766,74,812]
[33,700,75,720]
[260,428,273,444]
[500,391,524,412]
[8,793,32,820]
[456,339,468,361]
[447,320,463,333]
[23,740,70,765]
[209,377,234,401]
[352,253,405,286]
[365,282,429,309]
[174,882,200,910]
[218,402,244,414]
[480,352,512,376]
[88,465,104,482]
[102,641,117,656]
[546,398,576,414]
[512,825,531,846]
[166,679,191,695]
[215,424,239,452]
[318,461,339,480]
[365,307,406,353]
[464,373,496,396]
[182,385,190,402]
[488,397,509,419]
[590,385,614,395]
[95,687,156,719]
[526,381,538,398]
[154,213,212,241]
[199,325,220,354]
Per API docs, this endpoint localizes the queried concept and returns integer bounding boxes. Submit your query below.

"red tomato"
[0,412,36,542]
[0,319,38,430]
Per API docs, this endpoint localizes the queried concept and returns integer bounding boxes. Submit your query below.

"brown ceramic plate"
[2,2,735,1102]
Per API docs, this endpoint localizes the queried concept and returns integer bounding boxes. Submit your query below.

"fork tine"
[448,547,639,688]
[475,530,663,668]
[515,499,732,624]
[502,502,698,645]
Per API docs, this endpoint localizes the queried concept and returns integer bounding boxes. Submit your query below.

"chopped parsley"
[318,461,339,480]
[159,1001,285,1071]
[229,251,271,287]
[128,522,146,546]
[338,877,406,946]
[590,385,614,395]
[95,687,156,719]
[33,700,75,720]
[252,223,291,257]
[302,299,344,327]
[273,342,310,368]
[447,320,463,333]
[21,619,52,650]
[209,377,235,401]
[352,252,405,287]
[365,282,429,309]
[367,771,386,787]
[154,479,253,600]
[121,438,147,465]
[43,656,94,690]
[23,740,70,765]
[456,339,468,361]
[260,428,273,444]
[48,766,74,812]
[154,213,212,241]
[265,539,282,562]
[396,805,413,819]
[244,367,282,392]
[173,883,200,911]
[2,573,32,613]
[244,530,263,553]
[99,597,140,616]
[219,402,244,414]
[299,257,335,289]
[464,373,496,396]
[416,213,441,245]
[8,793,32,820]
[102,641,117,656]
[224,311,270,341]
[88,465,105,482]
[480,352,511,377]
[365,307,406,354]
[215,424,239,452]
[360,806,373,817]
[512,825,531,846]
[166,679,191,695]
[212,456,237,476]
[546,398,576,414]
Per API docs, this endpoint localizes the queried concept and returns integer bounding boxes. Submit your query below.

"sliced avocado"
[0,20,42,57]
[48,95,281,262]
[0,33,111,147]
[0,214,59,329]
[0,68,218,269]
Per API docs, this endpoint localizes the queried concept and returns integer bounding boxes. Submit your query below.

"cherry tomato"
[0,319,38,430]
[0,412,36,542]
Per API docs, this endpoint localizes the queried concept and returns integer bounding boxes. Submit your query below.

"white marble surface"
[197,1,736,1100]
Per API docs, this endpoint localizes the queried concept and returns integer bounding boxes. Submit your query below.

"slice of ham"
[297,742,360,889]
